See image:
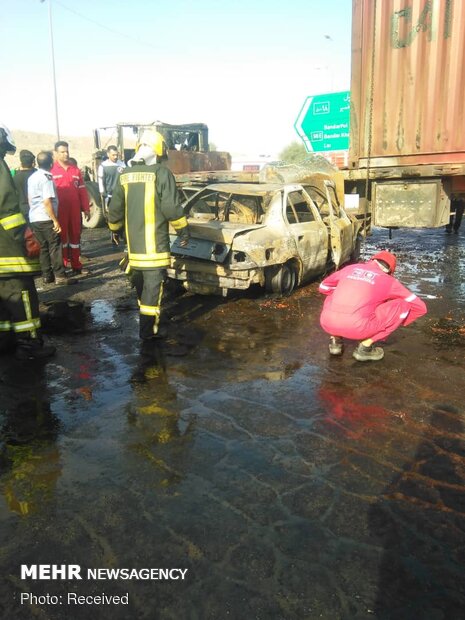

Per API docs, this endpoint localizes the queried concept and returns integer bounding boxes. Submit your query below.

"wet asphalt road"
[0,226,464,620]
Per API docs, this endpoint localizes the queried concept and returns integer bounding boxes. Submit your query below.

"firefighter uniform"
[51,161,89,271]
[0,157,42,350]
[108,162,188,339]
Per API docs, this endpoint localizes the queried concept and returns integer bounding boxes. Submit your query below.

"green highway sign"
[294,91,350,152]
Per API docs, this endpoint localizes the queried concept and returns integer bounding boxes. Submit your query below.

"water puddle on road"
[90,299,117,327]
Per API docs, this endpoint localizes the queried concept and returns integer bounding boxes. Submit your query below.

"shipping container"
[345,0,465,229]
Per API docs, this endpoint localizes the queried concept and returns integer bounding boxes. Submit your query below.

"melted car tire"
[265,263,296,296]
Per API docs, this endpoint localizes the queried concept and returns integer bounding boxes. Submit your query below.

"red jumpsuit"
[51,162,89,270]
[319,260,427,342]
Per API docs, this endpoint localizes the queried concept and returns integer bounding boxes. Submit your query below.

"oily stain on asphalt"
[0,228,464,618]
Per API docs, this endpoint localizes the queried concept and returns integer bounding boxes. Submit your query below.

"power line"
[53,0,161,51]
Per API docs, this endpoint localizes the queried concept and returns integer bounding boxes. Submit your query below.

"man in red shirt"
[319,251,427,361]
[51,141,90,274]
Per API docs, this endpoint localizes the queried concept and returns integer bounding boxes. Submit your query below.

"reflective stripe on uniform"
[129,252,171,261]
[0,320,12,331]
[171,216,188,230]
[12,318,41,333]
[0,257,40,273]
[129,256,171,269]
[21,290,39,336]
[69,243,80,249]
[123,184,130,254]
[153,280,164,334]
[139,304,161,316]
[144,177,156,256]
[0,212,26,230]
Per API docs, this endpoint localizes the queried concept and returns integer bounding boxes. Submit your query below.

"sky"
[0,0,352,157]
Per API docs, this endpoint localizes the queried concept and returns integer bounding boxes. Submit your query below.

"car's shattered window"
[188,190,263,224]
[304,185,341,218]
[188,191,229,220]
[227,195,262,224]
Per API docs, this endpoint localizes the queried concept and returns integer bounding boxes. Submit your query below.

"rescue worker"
[51,141,90,274]
[0,123,55,360]
[108,130,189,343]
[319,250,427,361]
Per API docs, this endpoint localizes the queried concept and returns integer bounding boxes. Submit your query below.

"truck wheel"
[82,182,105,229]
[265,263,296,296]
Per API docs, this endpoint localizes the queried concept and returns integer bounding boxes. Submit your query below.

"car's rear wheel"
[265,263,296,296]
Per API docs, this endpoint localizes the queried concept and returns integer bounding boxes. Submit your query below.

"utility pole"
[41,0,60,140]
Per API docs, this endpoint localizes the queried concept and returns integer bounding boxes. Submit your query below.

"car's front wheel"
[265,263,296,296]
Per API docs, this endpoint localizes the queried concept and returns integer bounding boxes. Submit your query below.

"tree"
[278,141,307,163]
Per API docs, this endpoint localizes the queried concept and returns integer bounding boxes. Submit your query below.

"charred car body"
[168,173,361,296]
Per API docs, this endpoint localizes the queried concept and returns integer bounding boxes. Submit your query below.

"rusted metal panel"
[350,0,465,169]
[372,179,451,226]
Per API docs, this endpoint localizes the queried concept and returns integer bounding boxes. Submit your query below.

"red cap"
[372,250,396,274]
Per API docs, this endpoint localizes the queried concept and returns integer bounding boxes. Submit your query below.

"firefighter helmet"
[137,130,167,158]
[372,250,396,274]
[0,123,16,155]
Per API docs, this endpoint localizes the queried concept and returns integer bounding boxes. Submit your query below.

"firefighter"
[319,250,427,361]
[0,123,55,360]
[108,130,189,343]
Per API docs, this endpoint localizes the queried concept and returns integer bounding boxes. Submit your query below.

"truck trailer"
[345,0,465,230]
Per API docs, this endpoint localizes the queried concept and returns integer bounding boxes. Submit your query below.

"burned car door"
[283,189,327,279]
[324,180,354,267]
[304,183,354,268]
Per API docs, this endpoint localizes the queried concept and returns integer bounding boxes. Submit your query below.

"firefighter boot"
[15,337,56,361]
[329,336,343,355]
[352,343,384,362]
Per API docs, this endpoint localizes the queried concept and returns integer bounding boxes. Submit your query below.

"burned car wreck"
[168,173,361,296]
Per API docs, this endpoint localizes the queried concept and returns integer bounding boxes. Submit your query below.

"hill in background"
[7,130,94,169]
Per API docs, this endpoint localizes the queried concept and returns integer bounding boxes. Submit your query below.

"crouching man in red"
[318,251,427,362]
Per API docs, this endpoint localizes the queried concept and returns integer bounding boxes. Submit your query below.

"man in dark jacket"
[12,149,36,221]
[108,130,189,343]
[0,123,55,360]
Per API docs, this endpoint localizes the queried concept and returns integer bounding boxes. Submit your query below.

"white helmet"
[0,123,16,155]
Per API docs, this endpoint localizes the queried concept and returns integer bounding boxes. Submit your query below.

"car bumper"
[168,257,263,295]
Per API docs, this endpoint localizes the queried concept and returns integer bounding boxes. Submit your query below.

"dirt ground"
[0,226,464,619]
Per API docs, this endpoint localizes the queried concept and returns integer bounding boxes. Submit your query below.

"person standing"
[98,145,125,214]
[319,250,427,361]
[108,130,189,344]
[98,145,126,245]
[51,141,90,275]
[0,123,55,360]
[28,151,76,286]
[12,149,36,221]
